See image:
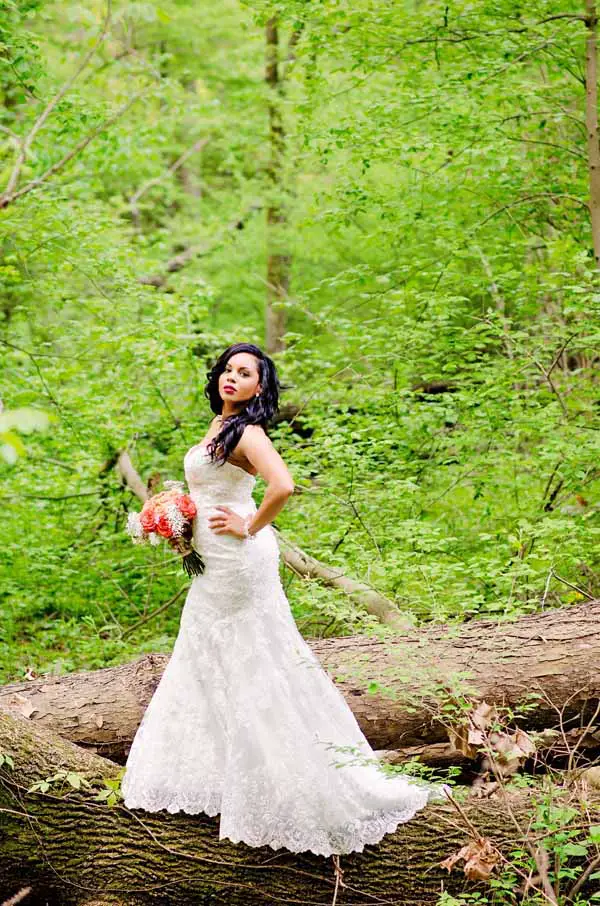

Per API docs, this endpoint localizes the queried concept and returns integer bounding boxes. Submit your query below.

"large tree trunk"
[4,707,593,906]
[585,0,600,266]
[264,17,295,355]
[2,600,599,762]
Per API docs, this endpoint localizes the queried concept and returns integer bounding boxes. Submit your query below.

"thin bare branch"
[129,137,209,224]
[477,193,589,229]
[531,357,569,418]
[551,569,596,601]
[0,93,144,209]
[1,0,113,201]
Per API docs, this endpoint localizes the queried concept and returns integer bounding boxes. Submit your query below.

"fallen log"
[4,706,593,906]
[276,531,411,628]
[1,601,599,762]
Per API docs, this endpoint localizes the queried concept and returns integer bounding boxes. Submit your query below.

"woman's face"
[218,352,262,409]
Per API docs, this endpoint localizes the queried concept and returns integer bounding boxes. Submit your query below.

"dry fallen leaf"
[580,766,600,790]
[440,837,500,880]
[471,701,496,731]
[514,728,536,756]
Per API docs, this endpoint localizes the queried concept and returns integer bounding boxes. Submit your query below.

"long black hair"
[203,343,283,466]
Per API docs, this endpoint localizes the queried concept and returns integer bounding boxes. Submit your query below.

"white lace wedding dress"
[120,443,448,856]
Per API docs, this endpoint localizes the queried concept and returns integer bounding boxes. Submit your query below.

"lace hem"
[122,784,449,857]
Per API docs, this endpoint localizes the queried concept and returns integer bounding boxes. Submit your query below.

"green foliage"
[0,404,54,462]
[28,768,92,794]
[435,776,600,906]
[26,765,124,805]
[0,751,15,770]
[1,0,599,684]
[492,791,600,905]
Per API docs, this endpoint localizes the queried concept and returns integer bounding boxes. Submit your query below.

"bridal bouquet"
[126,480,205,577]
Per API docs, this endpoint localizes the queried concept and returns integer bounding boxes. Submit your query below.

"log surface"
[1,601,599,758]
[2,707,584,906]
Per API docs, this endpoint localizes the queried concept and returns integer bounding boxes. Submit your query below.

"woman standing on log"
[120,341,448,862]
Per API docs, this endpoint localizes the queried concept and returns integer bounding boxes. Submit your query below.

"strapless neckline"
[186,443,257,481]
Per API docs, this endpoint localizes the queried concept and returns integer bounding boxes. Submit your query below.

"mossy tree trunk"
[0,707,564,906]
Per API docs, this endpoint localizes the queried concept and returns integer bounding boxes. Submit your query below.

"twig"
[1,0,113,203]
[121,586,187,638]
[541,461,564,509]
[477,193,589,229]
[483,745,559,905]
[129,137,209,224]
[551,569,596,601]
[1,93,144,208]
[0,888,32,906]
[138,203,262,287]
[330,855,346,905]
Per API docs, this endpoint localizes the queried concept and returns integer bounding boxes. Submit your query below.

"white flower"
[165,501,186,537]
[164,480,185,492]
[148,532,161,546]
[126,511,144,539]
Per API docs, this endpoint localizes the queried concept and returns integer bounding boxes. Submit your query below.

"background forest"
[1,0,599,686]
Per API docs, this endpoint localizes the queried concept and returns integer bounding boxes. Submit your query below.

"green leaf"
[0,431,27,456]
[561,843,588,857]
[0,408,51,434]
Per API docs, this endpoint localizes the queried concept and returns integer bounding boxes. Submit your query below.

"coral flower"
[176,495,197,519]
[156,513,175,538]
[140,507,156,533]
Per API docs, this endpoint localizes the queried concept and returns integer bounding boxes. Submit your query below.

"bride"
[120,341,448,859]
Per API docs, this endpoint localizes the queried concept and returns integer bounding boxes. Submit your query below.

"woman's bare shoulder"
[241,424,270,444]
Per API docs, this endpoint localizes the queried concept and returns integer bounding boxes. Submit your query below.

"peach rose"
[140,506,156,533]
[176,495,197,519]
[156,513,174,538]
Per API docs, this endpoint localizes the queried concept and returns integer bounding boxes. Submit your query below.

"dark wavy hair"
[203,343,284,466]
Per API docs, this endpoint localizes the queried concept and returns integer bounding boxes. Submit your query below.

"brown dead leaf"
[514,728,536,757]
[467,727,486,747]
[471,701,496,731]
[447,725,474,757]
[440,837,500,881]
[440,843,472,872]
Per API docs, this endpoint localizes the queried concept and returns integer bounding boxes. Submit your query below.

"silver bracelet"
[242,514,257,540]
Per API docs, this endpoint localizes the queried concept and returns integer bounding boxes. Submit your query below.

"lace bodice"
[184,443,256,502]
[181,443,278,617]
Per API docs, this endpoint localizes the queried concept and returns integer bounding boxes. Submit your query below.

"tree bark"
[265,17,290,354]
[276,532,414,630]
[5,707,595,906]
[585,0,600,266]
[2,601,599,762]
